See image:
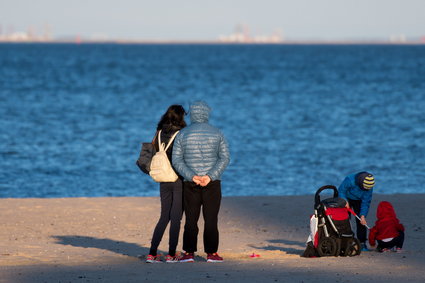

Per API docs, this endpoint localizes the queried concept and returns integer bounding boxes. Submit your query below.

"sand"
[0,194,424,283]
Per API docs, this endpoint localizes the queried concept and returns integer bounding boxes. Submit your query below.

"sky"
[1,0,424,41]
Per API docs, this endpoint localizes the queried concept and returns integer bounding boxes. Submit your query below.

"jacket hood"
[376,201,397,220]
[190,101,211,123]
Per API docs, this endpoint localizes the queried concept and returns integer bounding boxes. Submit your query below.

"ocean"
[1,43,424,198]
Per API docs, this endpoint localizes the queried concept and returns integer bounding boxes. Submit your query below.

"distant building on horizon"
[0,24,52,42]
[218,25,284,43]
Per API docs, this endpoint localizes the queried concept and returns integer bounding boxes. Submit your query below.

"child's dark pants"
[377,231,404,250]
[348,199,367,243]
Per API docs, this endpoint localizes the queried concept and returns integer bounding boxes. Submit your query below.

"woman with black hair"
[146,105,186,263]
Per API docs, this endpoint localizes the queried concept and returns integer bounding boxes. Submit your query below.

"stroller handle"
[315,185,338,208]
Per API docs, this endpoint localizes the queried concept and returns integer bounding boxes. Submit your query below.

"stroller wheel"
[345,238,362,256]
[317,237,337,257]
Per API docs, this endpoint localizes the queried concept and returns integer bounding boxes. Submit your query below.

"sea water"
[1,43,424,197]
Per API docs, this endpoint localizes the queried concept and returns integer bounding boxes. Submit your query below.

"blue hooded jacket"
[172,101,230,181]
[338,172,374,217]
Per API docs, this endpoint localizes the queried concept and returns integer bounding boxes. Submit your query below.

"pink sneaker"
[146,254,162,263]
[207,253,223,263]
[165,254,180,263]
[179,252,195,263]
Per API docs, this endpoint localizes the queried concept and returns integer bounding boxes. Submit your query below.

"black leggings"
[183,180,222,254]
[377,231,404,250]
[149,179,183,256]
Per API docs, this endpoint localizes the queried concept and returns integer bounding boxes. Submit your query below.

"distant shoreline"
[1,40,424,45]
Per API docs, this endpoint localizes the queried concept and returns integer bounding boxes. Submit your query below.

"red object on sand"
[249,253,260,258]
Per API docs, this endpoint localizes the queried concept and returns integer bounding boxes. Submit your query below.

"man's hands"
[192,175,211,187]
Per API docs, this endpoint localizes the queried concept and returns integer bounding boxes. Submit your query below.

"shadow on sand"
[52,235,149,258]
[248,239,305,256]
[52,235,207,262]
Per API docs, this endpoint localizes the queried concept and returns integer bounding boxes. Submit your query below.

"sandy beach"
[0,194,424,283]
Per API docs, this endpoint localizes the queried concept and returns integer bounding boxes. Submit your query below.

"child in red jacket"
[369,201,405,252]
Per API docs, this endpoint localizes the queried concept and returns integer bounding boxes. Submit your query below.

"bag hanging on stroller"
[302,185,361,257]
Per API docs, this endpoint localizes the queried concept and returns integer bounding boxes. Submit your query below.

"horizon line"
[1,38,425,45]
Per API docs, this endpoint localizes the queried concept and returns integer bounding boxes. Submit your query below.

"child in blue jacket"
[338,172,375,251]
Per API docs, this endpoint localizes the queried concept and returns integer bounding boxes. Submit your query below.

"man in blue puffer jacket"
[172,101,230,263]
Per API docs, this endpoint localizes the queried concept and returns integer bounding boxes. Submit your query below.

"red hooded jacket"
[369,201,404,246]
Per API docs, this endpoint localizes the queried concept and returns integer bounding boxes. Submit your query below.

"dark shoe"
[207,253,223,263]
[179,252,195,263]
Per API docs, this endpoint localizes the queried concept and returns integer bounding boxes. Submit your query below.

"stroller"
[302,185,361,257]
